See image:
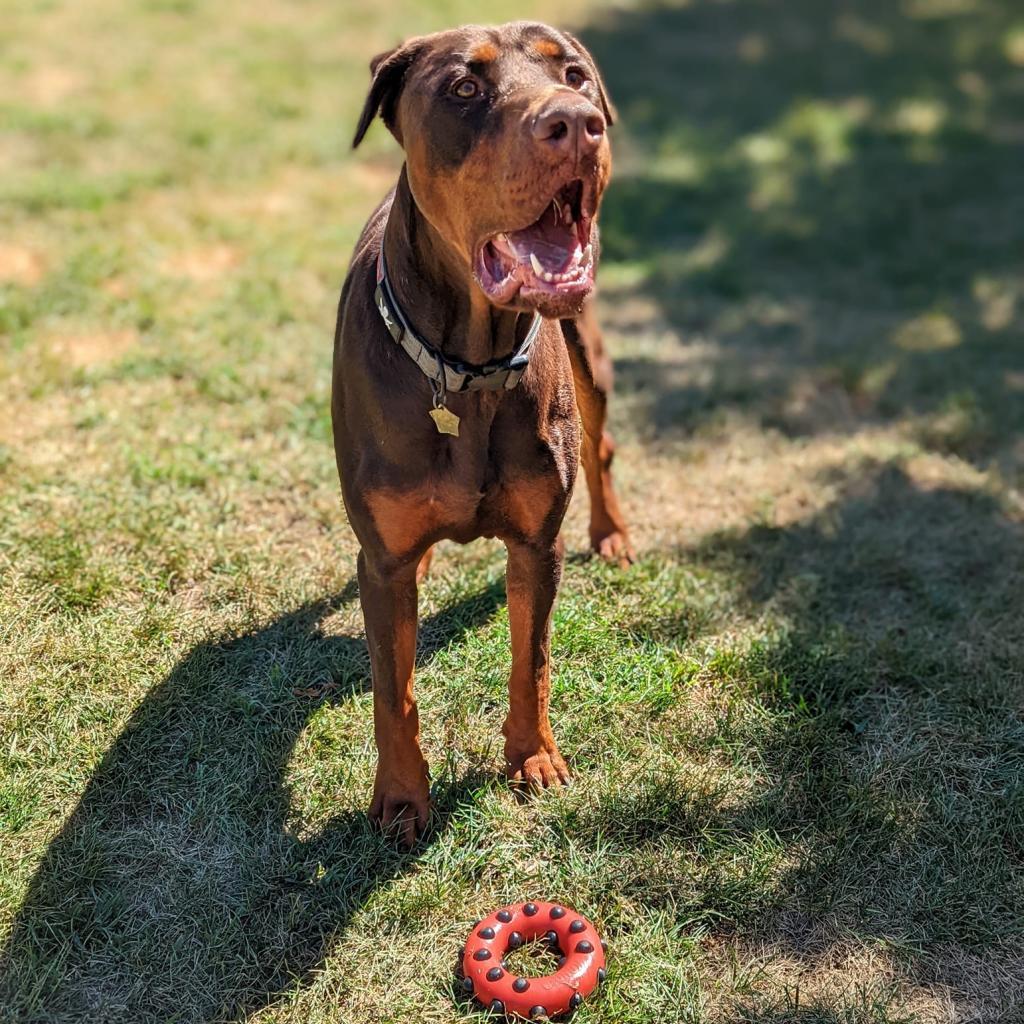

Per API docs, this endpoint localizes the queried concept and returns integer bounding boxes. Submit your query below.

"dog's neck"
[382,167,531,367]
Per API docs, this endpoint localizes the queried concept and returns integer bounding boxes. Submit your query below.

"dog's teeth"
[530,253,544,276]
[564,204,573,225]
[583,244,593,262]
[551,200,560,223]
[543,271,554,282]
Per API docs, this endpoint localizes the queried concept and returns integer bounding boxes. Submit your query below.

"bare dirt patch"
[0,244,46,286]
[48,328,139,369]
[22,66,81,105]
[160,244,241,282]
[100,276,133,299]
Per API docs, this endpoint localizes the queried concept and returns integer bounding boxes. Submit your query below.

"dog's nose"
[532,98,606,157]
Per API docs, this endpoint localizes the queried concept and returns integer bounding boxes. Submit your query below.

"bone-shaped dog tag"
[429,406,460,436]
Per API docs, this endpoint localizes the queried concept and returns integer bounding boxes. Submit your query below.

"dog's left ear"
[561,31,617,127]
[352,39,426,148]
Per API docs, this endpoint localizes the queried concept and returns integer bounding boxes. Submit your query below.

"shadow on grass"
[561,462,1024,1018]
[571,3,1024,1004]
[582,0,1024,470]
[0,579,505,1023]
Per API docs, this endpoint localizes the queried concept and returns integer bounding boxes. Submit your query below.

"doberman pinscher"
[333,22,633,846]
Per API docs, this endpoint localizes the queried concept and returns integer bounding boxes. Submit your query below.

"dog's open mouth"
[474,178,596,309]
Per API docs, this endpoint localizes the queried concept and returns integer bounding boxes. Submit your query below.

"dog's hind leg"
[562,305,635,567]
[415,545,434,584]
[502,537,571,790]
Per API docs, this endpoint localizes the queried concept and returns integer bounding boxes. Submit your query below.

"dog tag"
[429,406,460,436]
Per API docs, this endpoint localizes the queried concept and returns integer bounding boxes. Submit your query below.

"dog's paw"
[504,741,571,793]
[369,761,431,848]
[592,529,636,569]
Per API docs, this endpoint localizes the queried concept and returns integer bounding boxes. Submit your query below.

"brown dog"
[333,21,633,845]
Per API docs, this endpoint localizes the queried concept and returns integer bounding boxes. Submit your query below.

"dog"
[333,21,633,846]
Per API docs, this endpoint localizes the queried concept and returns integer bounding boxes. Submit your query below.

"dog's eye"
[452,77,479,99]
[565,67,587,89]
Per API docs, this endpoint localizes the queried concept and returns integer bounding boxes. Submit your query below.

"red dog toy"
[461,901,606,1020]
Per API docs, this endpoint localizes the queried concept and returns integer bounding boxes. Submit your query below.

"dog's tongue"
[506,202,577,274]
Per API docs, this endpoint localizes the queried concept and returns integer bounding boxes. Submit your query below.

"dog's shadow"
[0,578,505,1023]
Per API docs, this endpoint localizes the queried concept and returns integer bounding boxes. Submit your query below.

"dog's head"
[353,21,614,319]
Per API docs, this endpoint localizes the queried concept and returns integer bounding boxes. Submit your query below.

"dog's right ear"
[352,40,426,149]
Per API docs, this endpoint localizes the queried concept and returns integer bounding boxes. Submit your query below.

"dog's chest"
[363,402,578,553]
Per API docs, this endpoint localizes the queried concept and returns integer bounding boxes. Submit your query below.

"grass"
[1,0,1023,1021]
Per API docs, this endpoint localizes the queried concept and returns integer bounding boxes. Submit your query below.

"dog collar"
[374,247,542,396]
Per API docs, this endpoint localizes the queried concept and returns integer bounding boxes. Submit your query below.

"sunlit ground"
[2,1,1022,1021]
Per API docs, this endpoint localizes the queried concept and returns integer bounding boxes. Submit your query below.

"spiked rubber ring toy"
[461,901,606,1020]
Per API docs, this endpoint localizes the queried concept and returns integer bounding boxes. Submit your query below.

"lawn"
[2,0,1023,1021]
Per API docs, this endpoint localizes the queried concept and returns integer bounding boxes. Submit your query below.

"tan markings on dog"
[498,476,563,539]
[365,482,479,558]
[533,39,563,58]
[470,42,499,63]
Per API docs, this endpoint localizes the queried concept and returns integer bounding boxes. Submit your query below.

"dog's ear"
[560,31,617,127]
[352,39,426,149]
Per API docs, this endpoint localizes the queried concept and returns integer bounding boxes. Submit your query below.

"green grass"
[2,0,1023,1021]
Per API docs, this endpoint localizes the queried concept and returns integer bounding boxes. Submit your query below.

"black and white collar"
[374,245,542,394]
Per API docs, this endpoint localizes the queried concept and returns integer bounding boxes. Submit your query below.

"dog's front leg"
[357,548,430,846]
[502,537,571,790]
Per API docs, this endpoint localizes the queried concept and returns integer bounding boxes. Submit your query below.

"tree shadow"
[0,578,506,1023]
[582,0,1024,471]
[560,460,1024,1017]
[575,4,1024,1013]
